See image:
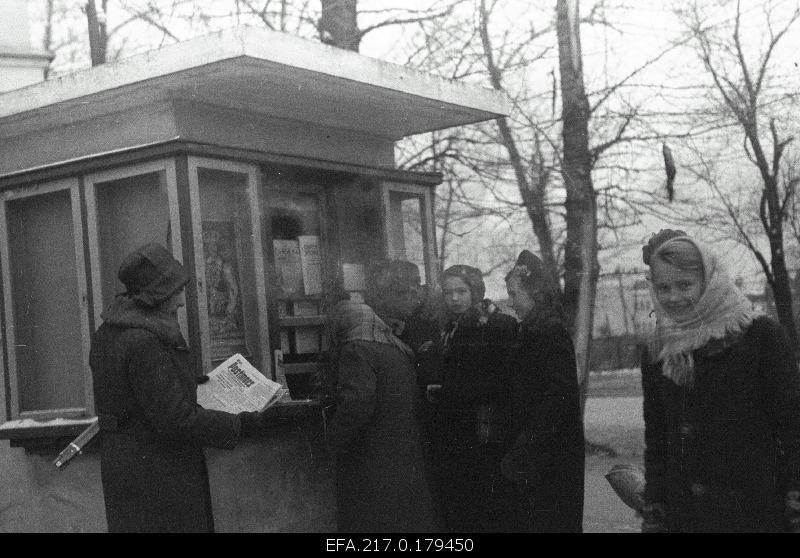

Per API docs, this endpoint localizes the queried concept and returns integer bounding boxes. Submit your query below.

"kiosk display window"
[263,187,327,367]
[383,183,437,288]
[0,179,91,419]
[188,158,270,375]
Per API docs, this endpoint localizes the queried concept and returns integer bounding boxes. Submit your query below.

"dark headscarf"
[505,250,555,297]
[505,249,564,325]
[118,242,190,308]
[441,264,485,305]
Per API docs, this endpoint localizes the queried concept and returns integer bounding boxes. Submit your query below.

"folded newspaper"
[197,353,287,413]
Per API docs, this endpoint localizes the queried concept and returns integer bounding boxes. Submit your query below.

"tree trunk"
[43,0,55,78]
[85,0,107,66]
[477,0,560,291]
[556,0,598,413]
[319,0,360,51]
[741,118,799,355]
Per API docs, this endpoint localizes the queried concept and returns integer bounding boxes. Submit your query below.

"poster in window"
[298,235,322,295]
[273,239,304,296]
[202,221,247,358]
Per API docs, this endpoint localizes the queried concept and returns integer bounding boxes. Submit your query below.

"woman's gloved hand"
[238,411,268,438]
[785,490,800,532]
[641,502,667,533]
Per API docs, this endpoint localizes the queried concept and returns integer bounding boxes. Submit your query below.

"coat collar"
[100,297,186,348]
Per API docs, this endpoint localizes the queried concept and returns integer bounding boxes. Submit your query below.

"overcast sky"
[21,0,800,299]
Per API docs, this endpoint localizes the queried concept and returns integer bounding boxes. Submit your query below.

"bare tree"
[42,0,56,78]
[319,0,359,50]
[678,0,800,355]
[555,0,599,408]
[317,0,457,52]
[85,0,108,65]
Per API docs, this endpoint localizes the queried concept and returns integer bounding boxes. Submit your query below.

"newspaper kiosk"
[0,26,508,531]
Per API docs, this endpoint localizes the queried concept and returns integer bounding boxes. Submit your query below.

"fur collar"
[101,297,186,348]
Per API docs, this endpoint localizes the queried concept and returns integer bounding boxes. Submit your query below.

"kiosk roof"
[0,26,510,140]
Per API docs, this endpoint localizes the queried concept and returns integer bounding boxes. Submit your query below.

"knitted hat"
[118,243,190,308]
[441,264,485,305]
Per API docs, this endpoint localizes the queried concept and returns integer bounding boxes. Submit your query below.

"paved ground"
[583,395,644,533]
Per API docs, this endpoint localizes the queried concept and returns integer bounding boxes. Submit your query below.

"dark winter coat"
[89,297,241,533]
[427,307,518,532]
[642,316,800,532]
[501,313,585,533]
[328,340,437,533]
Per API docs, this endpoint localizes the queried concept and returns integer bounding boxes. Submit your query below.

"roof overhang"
[0,26,510,140]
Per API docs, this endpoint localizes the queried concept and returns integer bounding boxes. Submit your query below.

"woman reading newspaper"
[89,243,269,533]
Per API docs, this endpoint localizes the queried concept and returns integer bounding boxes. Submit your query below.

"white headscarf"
[648,237,762,387]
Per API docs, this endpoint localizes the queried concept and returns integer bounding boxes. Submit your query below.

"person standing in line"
[325,260,438,533]
[425,265,518,532]
[640,230,800,533]
[501,250,585,532]
[90,242,268,533]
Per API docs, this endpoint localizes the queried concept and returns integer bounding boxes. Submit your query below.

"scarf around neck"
[648,237,762,387]
[441,299,499,351]
[327,300,414,359]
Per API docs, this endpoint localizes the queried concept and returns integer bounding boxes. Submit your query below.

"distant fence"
[590,335,645,372]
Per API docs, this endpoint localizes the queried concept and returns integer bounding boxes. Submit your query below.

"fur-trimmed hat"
[118,243,190,308]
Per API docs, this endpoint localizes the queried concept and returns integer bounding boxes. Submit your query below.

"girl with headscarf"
[640,230,800,532]
[325,264,437,533]
[424,265,518,532]
[501,250,585,532]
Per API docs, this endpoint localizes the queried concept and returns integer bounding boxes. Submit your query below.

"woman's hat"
[118,242,190,308]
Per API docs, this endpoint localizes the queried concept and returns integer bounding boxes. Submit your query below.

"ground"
[583,370,644,533]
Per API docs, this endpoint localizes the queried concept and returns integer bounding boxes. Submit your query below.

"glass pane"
[388,191,428,284]
[95,171,170,310]
[8,190,84,412]
[264,189,324,363]
[198,168,258,362]
[267,192,322,298]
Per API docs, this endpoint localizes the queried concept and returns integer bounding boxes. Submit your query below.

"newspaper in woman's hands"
[197,353,287,413]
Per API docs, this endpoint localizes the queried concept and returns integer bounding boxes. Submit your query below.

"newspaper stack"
[197,353,287,413]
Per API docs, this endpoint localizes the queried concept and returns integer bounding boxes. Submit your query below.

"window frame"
[0,177,93,421]
[381,181,438,288]
[84,159,186,338]
[187,156,272,377]
[260,179,331,380]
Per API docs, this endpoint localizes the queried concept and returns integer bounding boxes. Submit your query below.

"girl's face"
[442,276,472,316]
[506,276,535,319]
[650,259,704,318]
